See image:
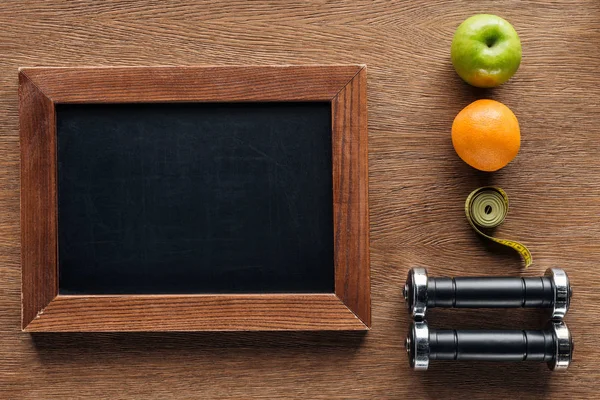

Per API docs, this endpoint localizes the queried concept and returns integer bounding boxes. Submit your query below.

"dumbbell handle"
[427,276,554,308]
[407,321,573,371]
[429,328,553,361]
[404,267,571,320]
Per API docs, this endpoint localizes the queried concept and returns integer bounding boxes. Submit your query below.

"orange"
[452,99,520,172]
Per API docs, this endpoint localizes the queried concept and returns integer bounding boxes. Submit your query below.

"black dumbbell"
[406,320,573,371]
[403,267,571,320]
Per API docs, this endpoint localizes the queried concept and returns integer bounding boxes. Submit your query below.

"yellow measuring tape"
[465,187,533,268]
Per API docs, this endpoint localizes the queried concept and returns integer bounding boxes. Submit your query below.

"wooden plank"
[332,67,370,326]
[24,294,366,332]
[19,72,58,329]
[19,66,362,103]
[1,0,599,398]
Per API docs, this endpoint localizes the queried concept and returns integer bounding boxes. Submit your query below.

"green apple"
[451,14,522,88]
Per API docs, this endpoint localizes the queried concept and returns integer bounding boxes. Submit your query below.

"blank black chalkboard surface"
[19,66,369,331]
[57,102,334,295]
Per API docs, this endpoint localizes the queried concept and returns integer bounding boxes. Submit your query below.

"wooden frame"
[19,65,369,332]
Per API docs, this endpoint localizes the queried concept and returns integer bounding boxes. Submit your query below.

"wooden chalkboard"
[19,66,369,331]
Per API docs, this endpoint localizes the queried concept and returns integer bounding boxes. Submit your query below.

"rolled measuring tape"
[465,187,533,268]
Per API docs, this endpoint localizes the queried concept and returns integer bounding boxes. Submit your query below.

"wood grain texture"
[20,66,361,103]
[24,295,366,332]
[1,0,600,398]
[332,67,370,326]
[19,65,369,332]
[19,73,58,329]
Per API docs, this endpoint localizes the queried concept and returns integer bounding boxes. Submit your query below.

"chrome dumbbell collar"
[545,268,571,321]
[548,320,573,371]
[403,267,428,320]
[406,320,429,371]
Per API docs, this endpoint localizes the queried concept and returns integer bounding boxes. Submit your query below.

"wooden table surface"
[1,1,599,398]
